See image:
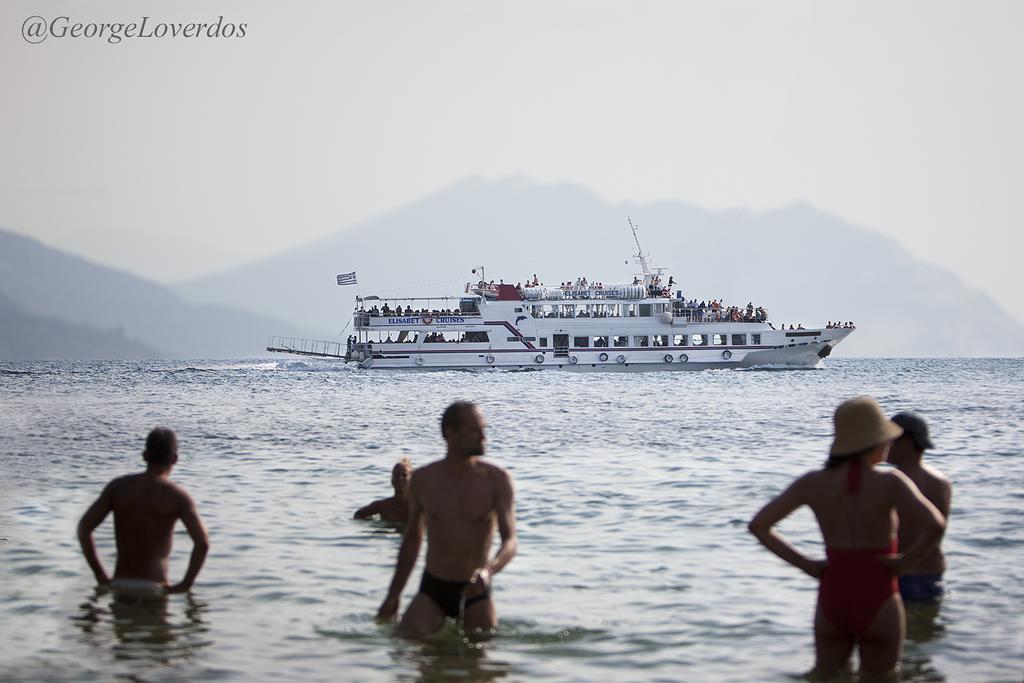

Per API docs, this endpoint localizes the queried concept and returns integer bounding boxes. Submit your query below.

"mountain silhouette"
[0,292,158,360]
[0,229,317,358]
[175,177,1023,358]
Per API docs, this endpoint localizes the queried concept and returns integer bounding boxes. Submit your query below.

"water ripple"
[0,358,1021,682]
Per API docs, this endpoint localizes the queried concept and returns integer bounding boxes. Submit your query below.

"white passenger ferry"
[268,226,853,371]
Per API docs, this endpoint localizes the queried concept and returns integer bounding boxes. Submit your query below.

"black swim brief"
[419,570,490,619]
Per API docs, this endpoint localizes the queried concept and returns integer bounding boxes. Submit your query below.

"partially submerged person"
[377,401,517,638]
[748,397,945,681]
[77,427,210,595]
[354,458,412,523]
[889,412,952,604]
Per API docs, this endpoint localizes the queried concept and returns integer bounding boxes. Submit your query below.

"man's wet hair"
[441,401,477,437]
[144,427,177,466]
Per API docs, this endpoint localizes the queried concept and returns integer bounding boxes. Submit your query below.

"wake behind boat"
[268,222,854,371]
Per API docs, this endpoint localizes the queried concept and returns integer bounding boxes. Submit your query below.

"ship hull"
[357,332,848,371]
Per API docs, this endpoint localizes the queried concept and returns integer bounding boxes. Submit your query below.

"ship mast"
[628,217,652,283]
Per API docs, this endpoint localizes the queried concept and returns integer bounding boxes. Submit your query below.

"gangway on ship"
[266,336,347,359]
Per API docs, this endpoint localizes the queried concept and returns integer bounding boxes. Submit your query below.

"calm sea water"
[0,358,1021,682]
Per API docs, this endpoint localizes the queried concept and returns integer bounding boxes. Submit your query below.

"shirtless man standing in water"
[77,427,210,594]
[889,412,952,603]
[377,402,517,637]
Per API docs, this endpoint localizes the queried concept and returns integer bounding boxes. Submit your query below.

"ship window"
[463,332,489,342]
[614,335,629,347]
[507,337,519,342]
[539,337,548,347]
[635,335,649,347]
[653,334,669,347]
[751,333,761,345]
[673,334,688,346]
[639,304,652,317]
[574,336,589,348]
[732,334,746,345]
[692,334,708,346]
[522,336,536,342]
[593,336,609,347]
[712,334,727,345]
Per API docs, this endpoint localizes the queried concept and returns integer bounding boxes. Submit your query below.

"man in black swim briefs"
[376,402,517,637]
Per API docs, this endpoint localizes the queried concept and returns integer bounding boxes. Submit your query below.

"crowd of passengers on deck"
[673,299,769,323]
[349,332,488,347]
[364,303,471,317]
[515,274,678,299]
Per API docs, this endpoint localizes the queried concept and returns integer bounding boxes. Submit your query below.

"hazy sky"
[2,1,1022,322]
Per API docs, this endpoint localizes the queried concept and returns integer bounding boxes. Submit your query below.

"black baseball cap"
[891,412,934,450]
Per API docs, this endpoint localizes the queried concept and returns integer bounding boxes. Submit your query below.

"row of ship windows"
[509,334,763,347]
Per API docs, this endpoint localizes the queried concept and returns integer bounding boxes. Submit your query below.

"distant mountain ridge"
[174,177,1024,358]
[0,229,321,359]
[0,292,158,360]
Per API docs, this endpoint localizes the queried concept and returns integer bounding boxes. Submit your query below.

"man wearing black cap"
[889,412,952,603]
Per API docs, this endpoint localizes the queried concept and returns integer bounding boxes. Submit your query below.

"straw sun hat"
[830,396,904,457]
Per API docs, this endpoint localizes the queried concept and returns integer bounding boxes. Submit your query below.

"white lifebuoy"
[485,354,495,364]
[415,356,424,366]
[599,352,609,362]
[664,354,673,363]
[722,350,732,360]
[569,355,578,364]
[535,354,545,364]
[616,354,626,364]
[679,353,688,363]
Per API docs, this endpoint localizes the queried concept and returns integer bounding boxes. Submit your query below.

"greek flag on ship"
[336,272,357,286]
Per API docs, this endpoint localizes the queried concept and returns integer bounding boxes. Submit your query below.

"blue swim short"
[899,574,944,603]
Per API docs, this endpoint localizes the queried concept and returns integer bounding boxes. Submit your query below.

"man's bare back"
[78,428,209,593]
[376,402,517,638]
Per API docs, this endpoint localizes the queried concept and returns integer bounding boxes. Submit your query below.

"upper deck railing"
[672,304,769,324]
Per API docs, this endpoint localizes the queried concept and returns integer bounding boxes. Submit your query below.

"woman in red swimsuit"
[749,396,945,681]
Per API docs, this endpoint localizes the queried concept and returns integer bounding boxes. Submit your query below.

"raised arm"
[167,492,209,593]
[748,474,826,579]
[77,483,114,585]
[885,471,946,574]
[376,476,424,622]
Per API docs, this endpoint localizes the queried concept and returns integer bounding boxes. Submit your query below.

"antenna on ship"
[627,217,652,279]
